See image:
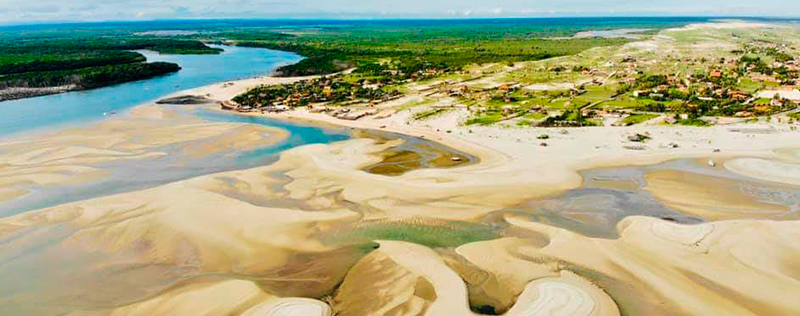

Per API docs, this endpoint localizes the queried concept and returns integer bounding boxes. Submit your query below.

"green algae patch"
[321,218,500,248]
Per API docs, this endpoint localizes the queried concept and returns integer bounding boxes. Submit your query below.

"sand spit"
[6,21,800,315]
[0,105,286,210]
[644,170,798,221]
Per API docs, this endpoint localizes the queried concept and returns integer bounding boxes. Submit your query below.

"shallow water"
[506,158,800,238]
[356,129,477,176]
[0,46,352,216]
[0,107,351,217]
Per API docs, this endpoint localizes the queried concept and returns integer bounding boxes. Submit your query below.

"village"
[225,30,800,129]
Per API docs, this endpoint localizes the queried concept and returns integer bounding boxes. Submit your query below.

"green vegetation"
[0,62,180,90]
[0,31,221,101]
[237,37,630,77]
[621,113,658,126]
[466,113,504,125]
[208,19,655,77]
[413,108,446,120]
[539,109,599,127]
[677,118,711,126]
[232,75,402,109]
[326,220,499,248]
[0,51,145,75]
[0,18,714,106]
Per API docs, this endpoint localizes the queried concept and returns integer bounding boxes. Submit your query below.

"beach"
[4,22,800,316]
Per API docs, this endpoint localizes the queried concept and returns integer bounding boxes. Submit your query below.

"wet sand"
[5,42,800,315]
[0,105,290,217]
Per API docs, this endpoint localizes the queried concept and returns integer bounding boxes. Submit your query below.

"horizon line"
[2,15,798,28]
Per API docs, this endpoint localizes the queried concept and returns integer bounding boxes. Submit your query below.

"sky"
[1,0,799,24]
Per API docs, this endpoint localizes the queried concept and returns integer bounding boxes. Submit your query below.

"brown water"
[356,130,477,176]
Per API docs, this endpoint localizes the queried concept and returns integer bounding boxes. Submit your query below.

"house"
[709,71,723,79]
[731,91,749,101]
[770,99,784,107]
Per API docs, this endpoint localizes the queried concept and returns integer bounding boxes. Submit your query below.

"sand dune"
[334,239,619,316]
[5,20,800,315]
[501,215,800,315]
[67,279,273,316]
[242,298,331,316]
[4,106,800,315]
[331,241,469,315]
[644,169,797,220]
[725,157,800,187]
[506,272,617,316]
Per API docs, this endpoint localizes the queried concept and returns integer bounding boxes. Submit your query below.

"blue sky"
[1,0,799,23]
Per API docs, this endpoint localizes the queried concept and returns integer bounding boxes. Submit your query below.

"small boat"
[103,111,116,116]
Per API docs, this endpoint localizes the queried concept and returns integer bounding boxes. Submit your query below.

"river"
[0,45,301,138]
[0,46,353,216]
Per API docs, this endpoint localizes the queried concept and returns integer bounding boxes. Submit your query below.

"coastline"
[182,72,800,202]
[5,20,800,315]
[0,62,181,103]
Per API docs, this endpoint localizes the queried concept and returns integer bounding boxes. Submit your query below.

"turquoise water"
[0,46,352,216]
[194,107,350,161]
[0,45,302,138]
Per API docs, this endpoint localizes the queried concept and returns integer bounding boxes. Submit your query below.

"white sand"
[242,298,332,316]
[725,158,800,186]
[4,20,800,316]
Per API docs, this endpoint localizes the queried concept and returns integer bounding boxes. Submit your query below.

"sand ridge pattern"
[6,21,800,315]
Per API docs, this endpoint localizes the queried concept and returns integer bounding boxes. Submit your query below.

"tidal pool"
[501,158,800,238]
